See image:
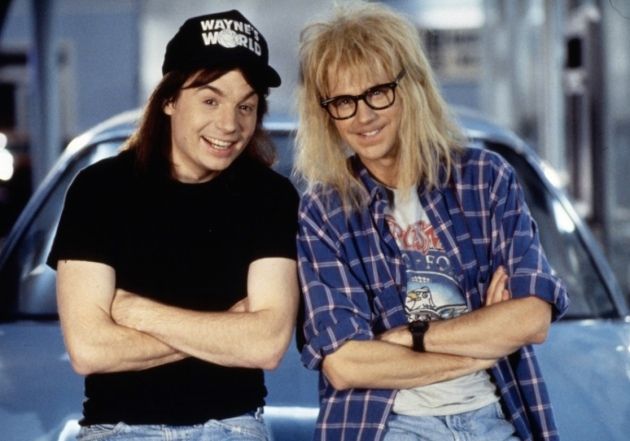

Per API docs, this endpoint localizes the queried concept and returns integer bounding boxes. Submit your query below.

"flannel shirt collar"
[349,155,391,204]
[349,153,453,201]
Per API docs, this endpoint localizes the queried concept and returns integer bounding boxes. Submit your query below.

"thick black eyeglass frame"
[320,69,406,120]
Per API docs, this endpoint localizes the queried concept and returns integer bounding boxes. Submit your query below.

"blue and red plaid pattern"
[298,146,569,441]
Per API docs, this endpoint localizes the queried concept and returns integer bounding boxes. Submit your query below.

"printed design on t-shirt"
[386,215,468,323]
[387,200,496,414]
[386,217,443,254]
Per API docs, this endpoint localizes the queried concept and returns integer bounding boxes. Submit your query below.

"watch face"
[410,320,429,333]
[409,320,429,353]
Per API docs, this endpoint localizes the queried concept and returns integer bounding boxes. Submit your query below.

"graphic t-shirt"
[386,187,498,416]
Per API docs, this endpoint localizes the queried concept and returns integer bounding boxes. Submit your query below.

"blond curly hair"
[294,1,464,211]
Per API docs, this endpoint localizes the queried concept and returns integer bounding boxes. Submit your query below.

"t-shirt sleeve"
[250,177,299,261]
[46,167,116,270]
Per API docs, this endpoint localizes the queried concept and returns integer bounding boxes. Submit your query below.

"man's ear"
[163,98,174,115]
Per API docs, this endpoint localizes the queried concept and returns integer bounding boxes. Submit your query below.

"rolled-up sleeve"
[297,193,375,370]
[489,155,569,321]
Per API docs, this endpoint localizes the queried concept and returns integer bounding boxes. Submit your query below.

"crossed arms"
[56,256,299,375]
[298,187,562,391]
[321,267,552,390]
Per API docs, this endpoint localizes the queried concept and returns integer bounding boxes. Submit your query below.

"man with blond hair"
[294,2,568,440]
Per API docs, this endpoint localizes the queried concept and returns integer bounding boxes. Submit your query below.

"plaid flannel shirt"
[297,146,569,441]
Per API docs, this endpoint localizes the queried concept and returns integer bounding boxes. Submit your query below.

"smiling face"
[327,67,403,187]
[164,69,259,183]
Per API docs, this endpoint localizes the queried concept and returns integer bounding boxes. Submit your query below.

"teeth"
[204,136,232,150]
[362,129,380,137]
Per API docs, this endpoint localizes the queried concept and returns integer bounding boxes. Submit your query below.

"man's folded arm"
[111,257,299,370]
[56,259,186,375]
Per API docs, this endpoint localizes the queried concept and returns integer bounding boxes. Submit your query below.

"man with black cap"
[47,10,299,440]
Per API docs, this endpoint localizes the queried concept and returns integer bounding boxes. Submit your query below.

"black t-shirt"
[47,149,299,425]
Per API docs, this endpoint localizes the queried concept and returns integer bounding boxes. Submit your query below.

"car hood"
[0,321,83,441]
[536,319,630,440]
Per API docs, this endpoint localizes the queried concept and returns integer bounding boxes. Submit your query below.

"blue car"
[0,109,628,441]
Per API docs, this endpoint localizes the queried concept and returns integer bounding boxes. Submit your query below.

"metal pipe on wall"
[28,0,60,187]
[563,2,607,246]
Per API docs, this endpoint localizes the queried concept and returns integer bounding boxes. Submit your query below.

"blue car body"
[0,109,628,440]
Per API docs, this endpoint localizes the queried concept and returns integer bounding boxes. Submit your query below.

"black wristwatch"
[408,320,430,352]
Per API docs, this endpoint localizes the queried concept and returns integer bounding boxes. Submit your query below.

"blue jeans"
[383,402,520,441]
[76,410,269,441]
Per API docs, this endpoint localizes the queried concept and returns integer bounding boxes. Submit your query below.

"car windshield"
[481,140,616,319]
[0,132,617,321]
[0,141,123,319]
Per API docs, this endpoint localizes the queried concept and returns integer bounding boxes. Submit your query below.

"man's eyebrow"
[240,90,257,101]
[197,84,224,96]
[197,85,257,102]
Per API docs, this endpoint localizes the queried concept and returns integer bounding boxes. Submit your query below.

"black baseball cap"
[162,10,281,87]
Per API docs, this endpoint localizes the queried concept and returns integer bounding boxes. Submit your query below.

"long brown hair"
[124,68,275,177]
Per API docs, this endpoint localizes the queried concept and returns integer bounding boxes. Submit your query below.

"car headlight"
[0,132,15,182]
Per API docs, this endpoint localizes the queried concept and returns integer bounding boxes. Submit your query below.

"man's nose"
[216,107,238,132]
[355,99,377,123]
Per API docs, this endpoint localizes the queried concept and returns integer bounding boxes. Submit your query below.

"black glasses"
[320,69,406,120]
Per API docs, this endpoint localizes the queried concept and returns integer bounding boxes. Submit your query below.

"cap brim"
[162,55,281,88]
[262,66,282,88]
